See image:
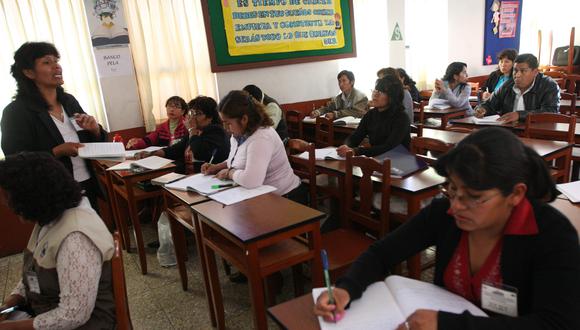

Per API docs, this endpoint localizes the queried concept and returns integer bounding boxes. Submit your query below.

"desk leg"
[126,182,148,275]
[310,225,324,287]
[406,197,421,279]
[246,244,268,330]
[167,212,189,291]
[113,189,131,253]
[193,213,219,328]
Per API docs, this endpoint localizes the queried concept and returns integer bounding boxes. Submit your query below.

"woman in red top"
[314,127,580,330]
[126,96,188,149]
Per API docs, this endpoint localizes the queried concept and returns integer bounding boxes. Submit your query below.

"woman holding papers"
[481,49,517,101]
[201,90,302,199]
[336,75,411,157]
[1,42,107,210]
[0,153,115,329]
[315,127,580,329]
[429,62,473,114]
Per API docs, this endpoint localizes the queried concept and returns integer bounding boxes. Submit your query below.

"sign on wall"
[483,0,523,66]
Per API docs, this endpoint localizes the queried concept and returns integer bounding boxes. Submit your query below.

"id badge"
[481,281,518,317]
[26,271,41,294]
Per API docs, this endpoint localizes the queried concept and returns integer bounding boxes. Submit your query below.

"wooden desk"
[268,293,319,330]
[417,107,467,129]
[550,197,580,239]
[192,193,325,330]
[108,162,176,274]
[302,120,357,146]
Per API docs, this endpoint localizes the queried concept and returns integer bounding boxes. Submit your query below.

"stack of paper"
[425,99,451,110]
[473,114,501,124]
[333,116,361,126]
[106,156,173,171]
[296,147,345,160]
[78,142,125,159]
[557,181,580,203]
[124,146,164,158]
[151,172,186,186]
[165,173,234,195]
[210,185,276,205]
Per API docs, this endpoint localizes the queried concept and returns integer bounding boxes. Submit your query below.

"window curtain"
[0,0,107,157]
[405,0,449,90]
[123,0,217,132]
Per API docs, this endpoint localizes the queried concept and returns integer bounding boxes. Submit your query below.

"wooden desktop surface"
[163,186,209,206]
[268,294,319,330]
[550,198,580,239]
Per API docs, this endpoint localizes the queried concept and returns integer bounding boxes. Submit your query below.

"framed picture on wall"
[483,0,523,65]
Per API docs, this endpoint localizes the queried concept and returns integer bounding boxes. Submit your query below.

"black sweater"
[336,198,580,330]
[345,107,411,157]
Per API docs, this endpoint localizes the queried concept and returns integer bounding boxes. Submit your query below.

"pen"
[0,306,18,314]
[211,183,234,189]
[321,249,336,322]
[208,149,217,165]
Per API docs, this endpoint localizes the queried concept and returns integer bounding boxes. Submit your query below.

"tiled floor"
[0,223,435,329]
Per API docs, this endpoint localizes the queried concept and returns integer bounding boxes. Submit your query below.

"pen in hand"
[208,148,217,165]
[321,249,336,322]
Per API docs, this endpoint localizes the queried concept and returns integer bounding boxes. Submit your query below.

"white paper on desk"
[297,147,345,160]
[557,181,580,203]
[124,146,164,158]
[165,173,234,195]
[210,185,276,205]
[426,99,451,110]
[303,115,322,123]
[78,142,125,159]
[473,115,501,124]
[106,160,135,171]
[132,155,173,170]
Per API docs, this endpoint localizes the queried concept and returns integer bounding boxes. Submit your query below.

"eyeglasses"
[439,184,501,209]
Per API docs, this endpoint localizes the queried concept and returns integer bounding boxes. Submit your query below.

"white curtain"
[0,0,107,157]
[405,0,449,90]
[123,0,217,132]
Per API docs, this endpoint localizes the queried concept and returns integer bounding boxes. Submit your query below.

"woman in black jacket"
[1,42,107,210]
[481,49,518,101]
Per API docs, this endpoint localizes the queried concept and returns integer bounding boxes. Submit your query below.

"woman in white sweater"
[202,90,301,197]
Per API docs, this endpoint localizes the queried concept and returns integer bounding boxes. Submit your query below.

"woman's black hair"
[218,90,273,135]
[242,84,279,106]
[10,42,66,109]
[434,127,557,202]
[397,68,416,87]
[165,96,188,116]
[374,74,405,113]
[442,62,468,87]
[0,152,83,226]
[188,96,221,125]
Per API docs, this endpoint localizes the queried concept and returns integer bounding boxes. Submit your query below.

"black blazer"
[336,198,580,330]
[1,93,107,175]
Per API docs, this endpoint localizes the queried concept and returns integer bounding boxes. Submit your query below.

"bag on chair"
[552,46,580,66]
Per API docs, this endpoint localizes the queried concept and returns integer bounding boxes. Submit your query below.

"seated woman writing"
[135,96,229,173]
[429,62,473,115]
[314,127,580,330]
[336,75,411,158]
[201,90,302,200]
[481,49,517,102]
[126,96,188,149]
[0,152,116,329]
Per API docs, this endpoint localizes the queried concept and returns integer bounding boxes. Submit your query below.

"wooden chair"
[564,74,580,95]
[419,89,432,101]
[112,232,133,330]
[543,71,567,89]
[314,116,335,148]
[560,92,577,115]
[468,82,480,96]
[524,113,576,182]
[413,101,426,127]
[285,110,305,139]
[411,136,453,165]
[321,152,391,281]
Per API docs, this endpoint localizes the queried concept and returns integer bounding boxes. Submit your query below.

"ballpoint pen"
[208,148,217,165]
[321,249,336,322]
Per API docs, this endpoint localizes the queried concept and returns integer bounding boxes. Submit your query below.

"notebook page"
[557,181,580,203]
[385,275,487,318]
[106,160,135,171]
[473,115,501,124]
[124,146,164,158]
[165,173,233,194]
[133,156,173,170]
[312,282,405,330]
[297,147,344,160]
[210,185,276,205]
[78,142,125,158]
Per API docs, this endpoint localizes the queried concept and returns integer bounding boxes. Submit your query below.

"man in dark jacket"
[475,54,559,123]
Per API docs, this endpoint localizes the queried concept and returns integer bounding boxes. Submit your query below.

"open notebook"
[78,142,125,159]
[296,147,345,160]
[312,275,486,330]
[106,156,173,171]
[164,173,235,195]
[425,99,451,110]
[302,115,361,126]
[557,181,580,203]
[473,114,501,124]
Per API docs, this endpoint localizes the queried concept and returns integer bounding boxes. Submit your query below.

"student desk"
[191,193,325,330]
[550,197,580,239]
[416,107,467,129]
[101,160,176,274]
[302,120,358,146]
[268,293,318,330]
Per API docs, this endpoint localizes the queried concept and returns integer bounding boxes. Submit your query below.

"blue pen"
[321,249,336,321]
[208,148,217,165]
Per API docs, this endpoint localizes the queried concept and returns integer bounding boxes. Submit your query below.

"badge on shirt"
[26,271,41,294]
[481,281,518,317]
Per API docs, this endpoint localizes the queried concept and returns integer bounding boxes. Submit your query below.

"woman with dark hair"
[242,84,289,142]
[201,90,301,197]
[1,42,107,210]
[481,49,518,101]
[377,68,414,122]
[397,68,420,103]
[315,127,580,329]
[135,96,230,173]
[429,62,473,114]
[0,152,115,329]
[126,96,188,149]
[336,75,411,157]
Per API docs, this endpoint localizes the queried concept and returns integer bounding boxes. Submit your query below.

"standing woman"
[201,90,302,199]
[336,75,411,157]
[1,42,107,210]
[481,49,518,101]
[429,62,473,114]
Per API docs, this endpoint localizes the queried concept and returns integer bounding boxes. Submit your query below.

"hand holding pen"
[313,250,350,322]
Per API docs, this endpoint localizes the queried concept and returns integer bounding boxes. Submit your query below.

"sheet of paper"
[164,173,234,194]
[312,282,405,330]
[133,155,173,170]
[124,146,164,158]
[210,185,276,205]
[557,181,580,203]
[297,147,345,160]
[473,114,501,124]
[386,275,487,318]
[78,142,125,158]
[426,99,451,110]
[106,160,135,171]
